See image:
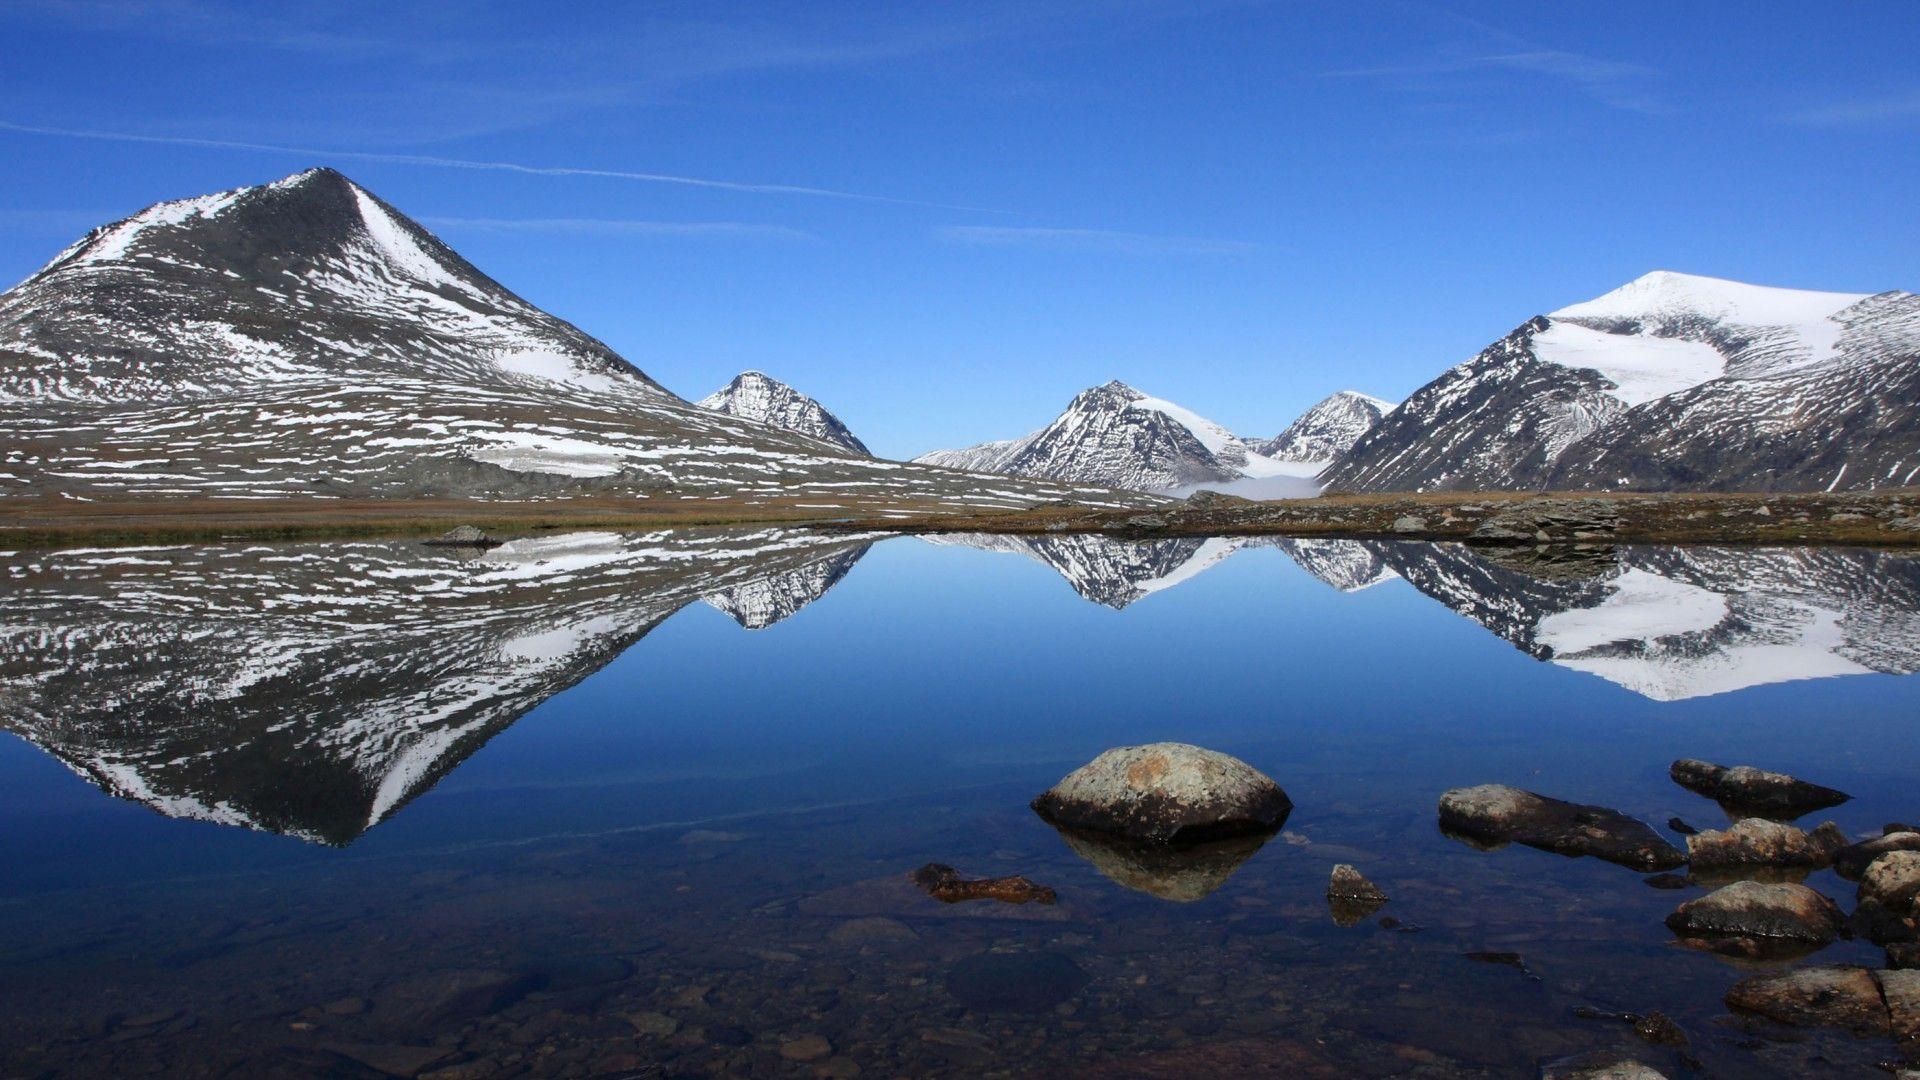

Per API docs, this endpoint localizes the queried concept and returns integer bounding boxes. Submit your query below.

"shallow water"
[2,529,1917,1077]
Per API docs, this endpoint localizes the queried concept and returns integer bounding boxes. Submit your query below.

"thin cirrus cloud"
[934,225,1259,256]
[421,217,815,242]
[1782,90,1920,128]
[0,120,1005,213]
[1325,50,1665,115]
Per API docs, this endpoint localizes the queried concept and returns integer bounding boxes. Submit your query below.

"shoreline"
[4,488,1919,550]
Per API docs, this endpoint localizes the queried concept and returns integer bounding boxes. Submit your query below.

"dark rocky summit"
[1438,785,1686,871]
[1669,759,1851,820]
[1031,743,1291,843]
[1664,881,1843,957]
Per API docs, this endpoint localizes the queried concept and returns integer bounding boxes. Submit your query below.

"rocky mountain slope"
[0,528,875,845]
[696,371,869,455]
[0,168,1139,512]
[1251,390,1394,464]
[1323,271,1919,493]
[915,380,1315,494]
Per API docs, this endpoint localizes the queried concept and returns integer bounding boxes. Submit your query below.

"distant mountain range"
[1325,271,1920,494]
[914,381,1390,495]
[0,168,1141,512]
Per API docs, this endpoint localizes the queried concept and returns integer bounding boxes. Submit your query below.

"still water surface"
[2,529,1917,1077]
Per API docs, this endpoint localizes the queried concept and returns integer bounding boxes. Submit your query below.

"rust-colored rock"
[1724,966,1890,1036]
[910,864,1057,906]
[1666,881,1842,959]
[1835,831,1920,879]
[1687,818,1827,873]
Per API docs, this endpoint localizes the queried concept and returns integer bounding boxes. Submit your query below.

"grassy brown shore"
[7,488,1920,550]
[0,494,924,548]
[827,488,1920,548]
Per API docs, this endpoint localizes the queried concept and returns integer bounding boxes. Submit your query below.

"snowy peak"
[1324,270,1920,494]
[696,371,870,455]
[915,381,1313,494]
[2,166,663,404]
[1253,390,1395,463]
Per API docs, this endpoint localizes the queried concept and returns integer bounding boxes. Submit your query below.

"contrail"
[0,120,1005,213]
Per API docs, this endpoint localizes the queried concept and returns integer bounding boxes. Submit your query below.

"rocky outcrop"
[1031,743,1291,843]
[1664,881,1843,958]
[1836,832,1920,880]
[1725,966,1908,1039]
[1467,501,1622,545]
[421,525,501,548]
[1669,759,1851,820]
[1687,819,1829,875]
[1438,785,1685,871]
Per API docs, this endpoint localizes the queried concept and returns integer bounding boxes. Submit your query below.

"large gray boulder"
[1030,743,1290,843]
[1438,785,1684,871]
[1665,881,1842,958]
[1669,759,1850,820]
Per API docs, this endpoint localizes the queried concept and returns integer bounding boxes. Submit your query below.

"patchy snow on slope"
[1533,321,1729,406]
[1536,569,1727,653]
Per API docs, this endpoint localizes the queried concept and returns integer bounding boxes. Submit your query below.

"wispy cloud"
[0,120,1004,212]
[935,225,1258,256]
[1325,49,1664,114]
[421,217,815,241]
[1783,90,1920,128]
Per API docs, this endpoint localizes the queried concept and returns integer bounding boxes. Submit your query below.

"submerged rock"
[1540,1050,1670,1079]
[1438,785,1685,871]
[910,863,1057,906]
[1326,864,1389,927]
[1724,966,1891,1036]
[1052,825,1272,902]
[421,524,502,548]
[1855,851,1920,945]
[1668,759,1852,820]
[1836,832,1920,880]
[1686,819,1827,874]
[1665,881,1842,958]
[945,951,1089,1013]
[1031,743,1291,843]
[1887,968,1920,1046]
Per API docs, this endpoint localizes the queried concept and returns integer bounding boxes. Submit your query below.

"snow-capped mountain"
[696,371,870,455]
[1323,271,1920,493]
[701,542,870,628]
[0,528,874,845]
[924,532,1246,609]
[914,380,1314,494]
[1250,391,1394,464]
[0,168,1144,511]
[1269,537,1400,592]
[1370,541,1920,701]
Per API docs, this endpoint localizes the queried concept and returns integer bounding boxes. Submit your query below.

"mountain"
[696,370,869,455]
[701,542,870,628]
[0,168,1143,512]
[1250,391,1394,465]
[0,527,873,845]
[924,532,1246,608]
[914,380,1316,494]
[1323,271,1920,493]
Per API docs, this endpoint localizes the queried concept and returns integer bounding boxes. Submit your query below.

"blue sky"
[1,1,1915,458]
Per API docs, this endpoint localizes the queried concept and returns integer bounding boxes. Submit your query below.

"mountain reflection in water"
[2,529,1917,845]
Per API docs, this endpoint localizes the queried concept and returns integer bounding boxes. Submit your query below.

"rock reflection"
[1047,824,1279,902]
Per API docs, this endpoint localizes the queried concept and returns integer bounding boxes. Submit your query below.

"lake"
[2,529,1917,1077]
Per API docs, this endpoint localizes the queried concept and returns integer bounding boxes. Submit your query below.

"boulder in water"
[1437,785,1684,871]
[1664,881,1842,958]
[1669,759,1850,820]
[1031,743,1290,843]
